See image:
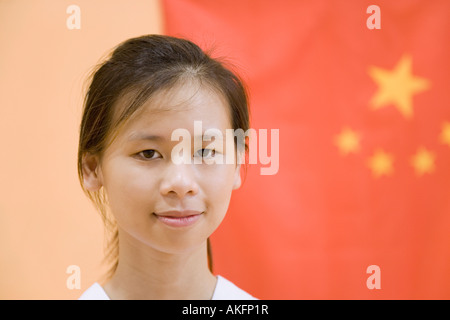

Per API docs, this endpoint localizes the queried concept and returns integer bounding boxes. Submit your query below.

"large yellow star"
[334,127,361,155]
[367,149,394,178]
[440,121,450,147]
[368,55,431,118]
[411,147,435,176]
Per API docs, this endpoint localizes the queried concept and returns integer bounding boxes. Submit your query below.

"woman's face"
[91,82,241,254]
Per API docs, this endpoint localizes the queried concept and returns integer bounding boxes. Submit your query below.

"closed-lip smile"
[153,210,203,228]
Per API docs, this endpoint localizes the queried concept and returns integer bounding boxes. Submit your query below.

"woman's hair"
[77,34,250,279]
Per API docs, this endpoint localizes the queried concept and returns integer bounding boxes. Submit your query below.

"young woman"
[77,35,255,300]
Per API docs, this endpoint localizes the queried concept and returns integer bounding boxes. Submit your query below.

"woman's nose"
[159,163,199,198]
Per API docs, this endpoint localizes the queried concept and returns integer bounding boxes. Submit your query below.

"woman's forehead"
[114,82,233,138]
[147,81,229,112]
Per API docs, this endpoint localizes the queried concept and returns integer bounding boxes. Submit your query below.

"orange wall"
[0,0,162,299]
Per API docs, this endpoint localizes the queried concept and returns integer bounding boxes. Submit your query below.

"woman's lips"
[153,211,203,228]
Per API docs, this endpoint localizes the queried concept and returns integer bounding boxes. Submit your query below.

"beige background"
[0,0,163,299]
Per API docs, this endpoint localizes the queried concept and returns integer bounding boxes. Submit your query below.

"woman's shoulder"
[78,282,110,300]
[212,275,257,300]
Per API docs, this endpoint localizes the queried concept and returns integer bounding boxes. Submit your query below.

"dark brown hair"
[77,34,250,279]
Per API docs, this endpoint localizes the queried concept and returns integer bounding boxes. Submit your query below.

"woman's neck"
[102,229,217,300]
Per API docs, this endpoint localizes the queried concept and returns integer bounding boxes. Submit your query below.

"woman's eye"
[138,149,160,160]
[196,148,216,158]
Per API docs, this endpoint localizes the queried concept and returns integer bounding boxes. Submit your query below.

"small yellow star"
[334,127,361,155]
[411,147,435,176]
[368,55,430,118]
[367,149,394,178]
[440,121,450,147]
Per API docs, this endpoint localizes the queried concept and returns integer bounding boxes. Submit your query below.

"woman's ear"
[81,153,103,191]
[232,164,242,190]
[232,149,246,190]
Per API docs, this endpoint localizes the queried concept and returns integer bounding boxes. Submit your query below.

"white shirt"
[78,275,257,300]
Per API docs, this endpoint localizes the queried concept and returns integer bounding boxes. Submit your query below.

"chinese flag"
[162,0,450,299]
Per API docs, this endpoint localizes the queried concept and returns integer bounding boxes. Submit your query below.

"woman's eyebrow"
[198,134,224,142]
[128,132,226,142]
[127,133,165,142]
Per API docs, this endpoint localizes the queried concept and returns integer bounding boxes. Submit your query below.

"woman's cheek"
[106,163,155,216]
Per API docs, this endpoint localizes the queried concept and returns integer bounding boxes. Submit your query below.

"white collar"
[78,275,256,300]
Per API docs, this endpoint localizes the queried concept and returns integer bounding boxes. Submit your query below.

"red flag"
[163,0,450,299]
